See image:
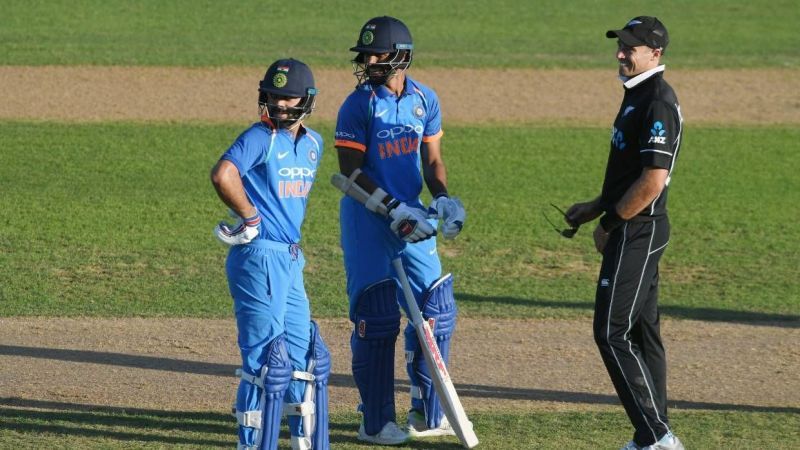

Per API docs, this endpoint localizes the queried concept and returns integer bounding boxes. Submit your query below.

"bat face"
[419,321,451,381]
[393,257,480,448]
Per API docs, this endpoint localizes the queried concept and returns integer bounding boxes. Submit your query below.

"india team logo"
[273,73,288,88]
[413,105,424,118]
[308,148,318,163]
[361,30,374,45]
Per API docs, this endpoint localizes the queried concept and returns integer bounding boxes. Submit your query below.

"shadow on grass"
[455,293,800,327]
[0,398,461,449]
[1,345,798,416]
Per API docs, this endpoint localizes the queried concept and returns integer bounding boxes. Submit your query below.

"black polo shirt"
[601,65,683,219]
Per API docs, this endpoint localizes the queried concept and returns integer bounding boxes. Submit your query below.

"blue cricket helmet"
[259,58,317,98]
[350,16,414,86]
[350,16,413,54]
[258,58,318,128]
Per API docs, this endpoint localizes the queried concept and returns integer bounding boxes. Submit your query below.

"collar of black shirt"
[620,65,666,90]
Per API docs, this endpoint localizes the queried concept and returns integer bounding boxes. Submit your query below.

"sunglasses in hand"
[543,203,579,238]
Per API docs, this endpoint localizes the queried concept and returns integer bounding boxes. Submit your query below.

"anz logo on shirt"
[376,124,423,160]
[277,167,315,199]
[611,126,626,150]
[648,121,667,144]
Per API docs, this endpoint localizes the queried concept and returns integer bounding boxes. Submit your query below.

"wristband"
[433,192,449,199]
[599,209,624,233]
[385,198,401,212]
[243,212,261,227]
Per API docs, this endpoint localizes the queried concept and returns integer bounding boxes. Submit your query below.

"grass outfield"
[1,121,797,322]
[1,407,797,449]
[1,0,798,68]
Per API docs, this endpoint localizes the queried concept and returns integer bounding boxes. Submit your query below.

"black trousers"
[593,216,672,446]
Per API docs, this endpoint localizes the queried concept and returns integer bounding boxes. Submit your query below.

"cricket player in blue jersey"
[210,58,330,450]
[334,16,467,446]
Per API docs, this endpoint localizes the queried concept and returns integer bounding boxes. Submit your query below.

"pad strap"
[234,410,263,429]
[292,370,315,382]
[284,401,315,417]
[236,368,264,388]
[409,385,423,399]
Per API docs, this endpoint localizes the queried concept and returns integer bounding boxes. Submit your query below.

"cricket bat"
[392,258,479,448]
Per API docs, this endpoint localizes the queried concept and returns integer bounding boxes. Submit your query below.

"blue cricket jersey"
[335,77,443,205]
[221,121,323,243]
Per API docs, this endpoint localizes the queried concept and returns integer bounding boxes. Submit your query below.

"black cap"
[259,58,317,98]
[606,16,669,50]
[350,16,413,54]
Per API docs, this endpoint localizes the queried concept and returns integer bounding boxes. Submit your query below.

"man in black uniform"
[565,16,685,450]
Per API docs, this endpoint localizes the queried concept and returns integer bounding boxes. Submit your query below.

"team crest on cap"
[273,73,288,88]
[413,105,424,118]
[361,30,374,45]
[308,148,318,162]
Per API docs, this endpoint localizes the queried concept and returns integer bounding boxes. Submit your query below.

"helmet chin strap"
[258,96,315,131]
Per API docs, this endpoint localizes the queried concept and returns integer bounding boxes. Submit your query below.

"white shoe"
[621,440,641,450]
[357,421,409,445]
[642,431,684,450]
[406,410,456,438]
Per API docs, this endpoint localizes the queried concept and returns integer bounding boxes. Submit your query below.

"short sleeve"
[220,129,263,176]
[421,88,443,142]
[308,130,324,169]
[639,100,679,169]
[335,93,368,152]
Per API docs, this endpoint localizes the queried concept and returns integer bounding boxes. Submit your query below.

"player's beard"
[366,65,392,86]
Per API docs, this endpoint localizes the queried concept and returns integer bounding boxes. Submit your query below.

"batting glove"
[428,195,465,239]
[214,212,261,246]
[387,200,436,243]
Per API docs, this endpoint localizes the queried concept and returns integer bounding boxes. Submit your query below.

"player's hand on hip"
[214,212,261,246]
[388,201,436,243]
[428,195,465,239]
[592,223,610,253]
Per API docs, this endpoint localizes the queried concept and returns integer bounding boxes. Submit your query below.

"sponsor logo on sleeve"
[335,130,356,139]
[648,121,667,144]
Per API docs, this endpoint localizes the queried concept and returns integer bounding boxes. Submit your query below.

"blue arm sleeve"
[220,128,264,176]
[335,93,368,151]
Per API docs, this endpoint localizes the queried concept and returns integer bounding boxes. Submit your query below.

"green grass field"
[1,0,798,68]
[2,121,797,447]
[2,0,799,448]
[1,406,798,449]
[1,122,798,321]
